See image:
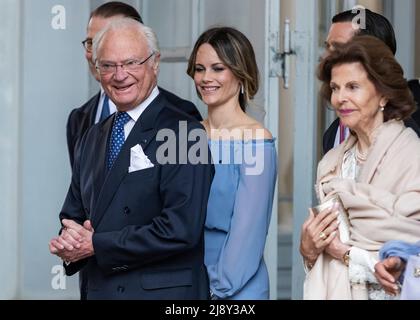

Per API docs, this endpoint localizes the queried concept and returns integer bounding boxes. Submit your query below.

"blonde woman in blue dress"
[187,27,277,300]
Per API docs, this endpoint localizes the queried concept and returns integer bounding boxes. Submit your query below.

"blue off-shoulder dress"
[205,139,277,300]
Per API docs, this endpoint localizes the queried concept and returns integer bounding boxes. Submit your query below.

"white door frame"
[264,0,280,300]
[291,0,319,300]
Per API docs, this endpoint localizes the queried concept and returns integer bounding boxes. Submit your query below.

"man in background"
[67,1,202,167]
[322,8,420,154]
[408,79,420,125]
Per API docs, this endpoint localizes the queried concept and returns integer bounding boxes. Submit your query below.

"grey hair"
[92,18,160,64]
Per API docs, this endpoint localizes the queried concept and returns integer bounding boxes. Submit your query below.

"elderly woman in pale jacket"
[300,35,420,300]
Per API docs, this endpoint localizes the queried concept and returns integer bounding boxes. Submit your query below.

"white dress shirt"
[94,87,117,124]
[123,86,160,138]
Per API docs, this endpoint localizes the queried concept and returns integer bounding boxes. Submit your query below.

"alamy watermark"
[152,121,267,175]
[51,5,66,30]
[351,5,367,31]
[51,264,66,290]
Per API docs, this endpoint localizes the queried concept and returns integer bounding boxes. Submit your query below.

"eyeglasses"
[82,39,93,52]
[96,53,155,75]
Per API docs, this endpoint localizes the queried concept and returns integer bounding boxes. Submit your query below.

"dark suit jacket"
[323,117,420,154]
[408,79,420,125]
[66,87,202,167]
[61,93,213,300]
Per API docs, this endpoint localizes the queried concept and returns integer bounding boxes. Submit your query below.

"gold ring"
[319,231,327,240]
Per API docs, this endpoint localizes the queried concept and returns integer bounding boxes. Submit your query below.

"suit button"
[117,285,125,293]
[123,206,130,214]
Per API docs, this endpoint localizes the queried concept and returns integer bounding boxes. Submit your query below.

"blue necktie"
[99,95,110,122]
[107,112,131,170]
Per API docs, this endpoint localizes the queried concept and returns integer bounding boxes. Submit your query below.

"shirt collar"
[126,86,159,122]
[100,86,106,99]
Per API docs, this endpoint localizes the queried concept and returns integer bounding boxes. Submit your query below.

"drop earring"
[380,99,387,112]
[240,84,244,95]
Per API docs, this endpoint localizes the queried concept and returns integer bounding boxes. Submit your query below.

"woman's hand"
[300,204,340,265]
[324,231,350,261]
[374,257,405,296]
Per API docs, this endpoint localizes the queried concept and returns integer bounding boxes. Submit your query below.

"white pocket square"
[128,144,154,173]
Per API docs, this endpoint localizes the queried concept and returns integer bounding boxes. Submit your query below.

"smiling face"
[96,27,159,111]
[193,43,241,109]
[330,62,387,135]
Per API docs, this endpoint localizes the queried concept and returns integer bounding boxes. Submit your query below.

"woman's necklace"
[355,143,368,163]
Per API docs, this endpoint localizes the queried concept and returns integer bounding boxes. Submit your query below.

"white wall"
[393,0,415,79]
[144,0,200,113]
[18,0,90,299]
[0,0,21,300]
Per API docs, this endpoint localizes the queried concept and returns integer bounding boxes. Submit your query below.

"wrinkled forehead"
[330,62,369,83]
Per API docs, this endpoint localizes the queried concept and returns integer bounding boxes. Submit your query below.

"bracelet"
[303,258,316,273]
[306,259,316,269]
[342,249,351,267]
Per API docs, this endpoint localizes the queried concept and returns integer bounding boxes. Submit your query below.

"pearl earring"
[380,106,385,112]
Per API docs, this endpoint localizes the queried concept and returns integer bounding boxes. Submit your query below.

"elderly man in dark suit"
[322,8,420,154]
[67,1,202,167]
[49,18,213,300]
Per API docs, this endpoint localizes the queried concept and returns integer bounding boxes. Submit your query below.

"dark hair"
[332,8,396,55]
[187,27,259,111]
[90,1,143,23]
[318,35,415,121]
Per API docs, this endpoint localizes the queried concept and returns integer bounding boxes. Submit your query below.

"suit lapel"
[91,94,165,227]
[88,92,101,126]
[91,116,113,212]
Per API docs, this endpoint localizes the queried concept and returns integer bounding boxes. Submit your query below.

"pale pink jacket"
[304,120,420,299]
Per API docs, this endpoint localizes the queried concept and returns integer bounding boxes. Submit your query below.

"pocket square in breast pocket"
[129,144,154,173]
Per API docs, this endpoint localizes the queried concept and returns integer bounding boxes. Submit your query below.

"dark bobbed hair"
[90,1,143,23]
[332,8,396,55]
[187,27,259,111]
[318,35,415,121]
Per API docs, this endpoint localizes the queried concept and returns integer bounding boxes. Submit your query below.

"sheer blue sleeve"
[207,141,277,298]
[379,240,420,262]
